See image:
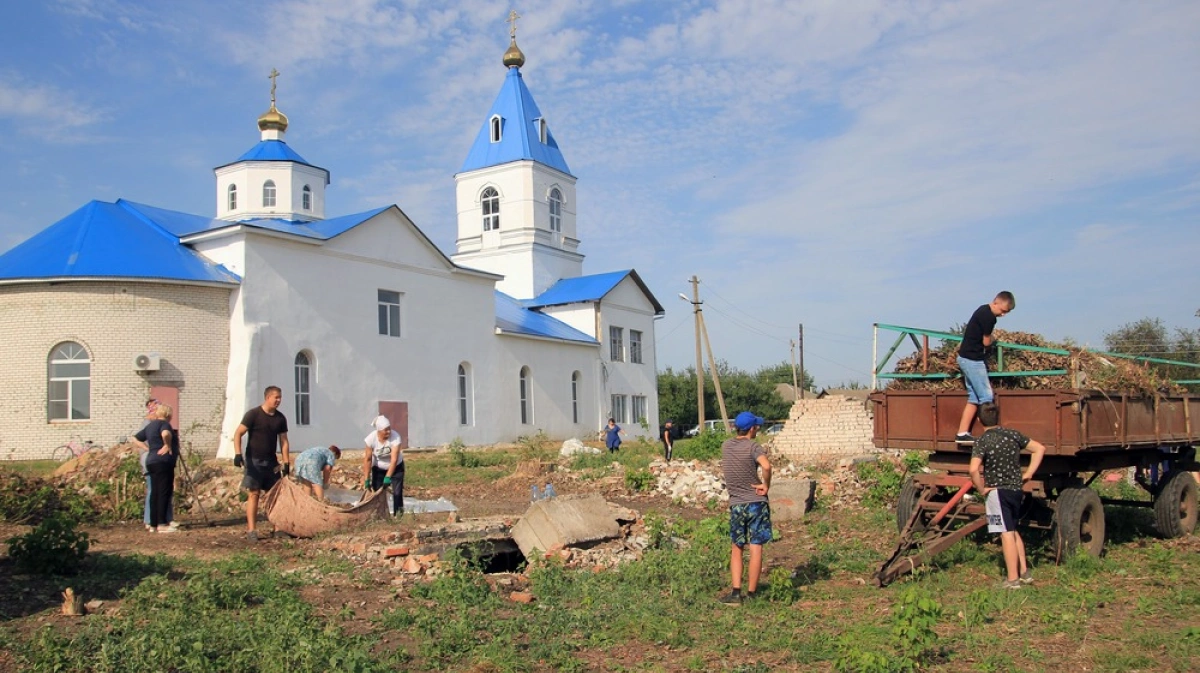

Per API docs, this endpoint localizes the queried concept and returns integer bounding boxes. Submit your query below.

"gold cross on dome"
[507,9,521,38]
[268,68,280,105]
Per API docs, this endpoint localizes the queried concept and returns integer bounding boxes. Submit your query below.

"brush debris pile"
[887,329,1186,395]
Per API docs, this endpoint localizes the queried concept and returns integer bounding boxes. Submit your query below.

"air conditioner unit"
[133,353,161,372]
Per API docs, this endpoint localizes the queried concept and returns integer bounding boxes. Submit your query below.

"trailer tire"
[1154,471,1198,539]
[1054,487,1105,559]
[896,476,925,533]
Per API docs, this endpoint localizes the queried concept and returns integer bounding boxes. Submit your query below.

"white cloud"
[0,74,106,140]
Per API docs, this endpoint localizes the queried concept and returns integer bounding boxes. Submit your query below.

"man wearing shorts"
[232,386,290,541]
[968,401,1045,589]
[719,411,772,605]
[956,291,1015,444]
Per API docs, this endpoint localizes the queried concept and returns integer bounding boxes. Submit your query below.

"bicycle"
[52,436,97,462]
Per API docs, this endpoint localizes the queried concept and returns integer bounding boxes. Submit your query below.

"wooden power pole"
[798,323,806,399]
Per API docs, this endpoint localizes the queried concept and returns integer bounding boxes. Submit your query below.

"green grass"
[2,448,1199,672]
[0,460,60,477]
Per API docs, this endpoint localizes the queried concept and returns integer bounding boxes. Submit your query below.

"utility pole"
[684,278,704,431]
[798,323,806,399]
[697,307,730,431]
[790,340,799,401]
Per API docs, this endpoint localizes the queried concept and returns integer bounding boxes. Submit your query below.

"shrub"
[0,472,94,524]
[856,459,905,509]
[673,430,726,462]
[7,514,90,575]
[624,468,655,492]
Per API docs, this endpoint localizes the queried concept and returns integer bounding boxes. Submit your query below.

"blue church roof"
[0,200,240,285]
[460,67,573,176]
[527,269,665,314]
[495,291,597,344]
[234,140,312,165]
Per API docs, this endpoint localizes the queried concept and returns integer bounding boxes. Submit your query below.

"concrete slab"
[770,479,815,521]
[511,494,621,557]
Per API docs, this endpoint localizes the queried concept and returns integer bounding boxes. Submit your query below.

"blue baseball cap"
[735,411,764,432]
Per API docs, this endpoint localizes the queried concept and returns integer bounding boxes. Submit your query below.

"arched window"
[48,341,90,421]
[538,118,548,144]
[549,188,562,232]
[263,180,277,208]
[302,185,312,211]
[519,366,532,424]
[490,115,502,143]
[228,184,238,210]
[571,371,581,424]
[294,351,312,425]
[458,363,473,426]
[482,187,500,231]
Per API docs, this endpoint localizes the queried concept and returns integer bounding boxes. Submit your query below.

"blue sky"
[1,0,1197,388]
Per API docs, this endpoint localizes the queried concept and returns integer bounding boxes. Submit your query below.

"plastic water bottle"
[544,483,557,500]
[531,484,541,502]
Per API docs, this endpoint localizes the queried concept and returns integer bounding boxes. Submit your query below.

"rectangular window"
[632,395,647,426]
[611,394,628,424]
[630,330,643,364]
[609,326,624,362]
[378,290,401,337]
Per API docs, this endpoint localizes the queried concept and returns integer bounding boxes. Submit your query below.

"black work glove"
[233,454,244,468]
[281,462,290,477]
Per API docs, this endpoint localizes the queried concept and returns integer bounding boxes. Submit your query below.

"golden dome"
[258,103,289,132]
[503,37,525,68]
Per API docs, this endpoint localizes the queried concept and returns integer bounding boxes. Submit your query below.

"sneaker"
[718,590,744,605]
[955,432,976,445]
[166,521,180,531]
[156,526,177,534]
[246,530,258,542]
[1019,570,1034,585]
[1002,579,1023,590]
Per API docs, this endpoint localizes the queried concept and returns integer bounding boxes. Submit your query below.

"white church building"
[0,36,663,459]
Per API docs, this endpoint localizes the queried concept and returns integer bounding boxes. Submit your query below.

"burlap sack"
[263,477,389,538]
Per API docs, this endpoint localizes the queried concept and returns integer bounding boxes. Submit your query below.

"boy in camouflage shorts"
[720,411,773,604]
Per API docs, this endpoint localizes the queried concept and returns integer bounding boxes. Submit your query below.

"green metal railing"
[871,323,1200,388]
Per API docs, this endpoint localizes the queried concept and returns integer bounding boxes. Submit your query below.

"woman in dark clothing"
[133,403,180,533]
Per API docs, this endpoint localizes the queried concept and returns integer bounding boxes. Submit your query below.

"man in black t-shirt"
[968,402,1045,588]
[660,420,675,462]
[232,386,290,541]
[955,291,1015,444]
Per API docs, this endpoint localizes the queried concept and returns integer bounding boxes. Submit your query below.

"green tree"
[1104,317,1200,387]
[753,360,814,392]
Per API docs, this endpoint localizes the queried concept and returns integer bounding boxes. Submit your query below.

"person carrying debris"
[232,386,290,541]
[968,401,1046,589]
[956,291,1015,445]
[604,418,624,453]
[719,411,772,605]
[294,445,342,501]
[363,415,404,516]
[133,403,180,534]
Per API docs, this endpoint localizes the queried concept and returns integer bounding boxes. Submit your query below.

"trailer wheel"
[1054,487,1105,558]
[896,476,926,533]
[1154,471,1198,539]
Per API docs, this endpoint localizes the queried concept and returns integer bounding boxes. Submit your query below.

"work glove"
[364,478,372,490]
[383,476,392,485]
[281,463,290,477]
[233,454,244,468]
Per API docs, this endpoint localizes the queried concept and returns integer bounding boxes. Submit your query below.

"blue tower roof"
[527,270,665,315]
[235,139,311,164]
[0,200,240,285]
[460,67,573,176]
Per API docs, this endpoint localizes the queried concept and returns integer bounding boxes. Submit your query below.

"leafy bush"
[856,459,905,508]
[673,430,727,461]
[624,468,655,492]
[0,472,94,524]
[7,514,90,575]
[834,586,943,672]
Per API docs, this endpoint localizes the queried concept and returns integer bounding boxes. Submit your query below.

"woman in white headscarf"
[362,415,404,516]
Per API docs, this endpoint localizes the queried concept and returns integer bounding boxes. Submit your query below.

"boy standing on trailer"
[968,401,1046,588]
[956,291,1016,444]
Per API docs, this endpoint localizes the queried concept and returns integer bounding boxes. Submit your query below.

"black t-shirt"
[135,419,179,467]
[959,304,997,361]
[660,425,674,445]
[971,427,1030,490]
[240,406,288,463]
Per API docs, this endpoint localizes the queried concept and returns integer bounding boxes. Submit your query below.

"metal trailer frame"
[868,329,1200,586]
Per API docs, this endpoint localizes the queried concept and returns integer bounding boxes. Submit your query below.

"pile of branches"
[887,329,1186,395]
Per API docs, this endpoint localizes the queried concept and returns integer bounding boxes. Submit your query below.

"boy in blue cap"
[719,411,773,604]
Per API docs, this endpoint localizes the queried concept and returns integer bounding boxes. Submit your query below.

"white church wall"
[489,335,600,441]
[0,282,231,459]
[218,218,506,455]
[598,281,661,439]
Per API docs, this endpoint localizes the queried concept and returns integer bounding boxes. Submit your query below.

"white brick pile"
[770,395,876,463]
